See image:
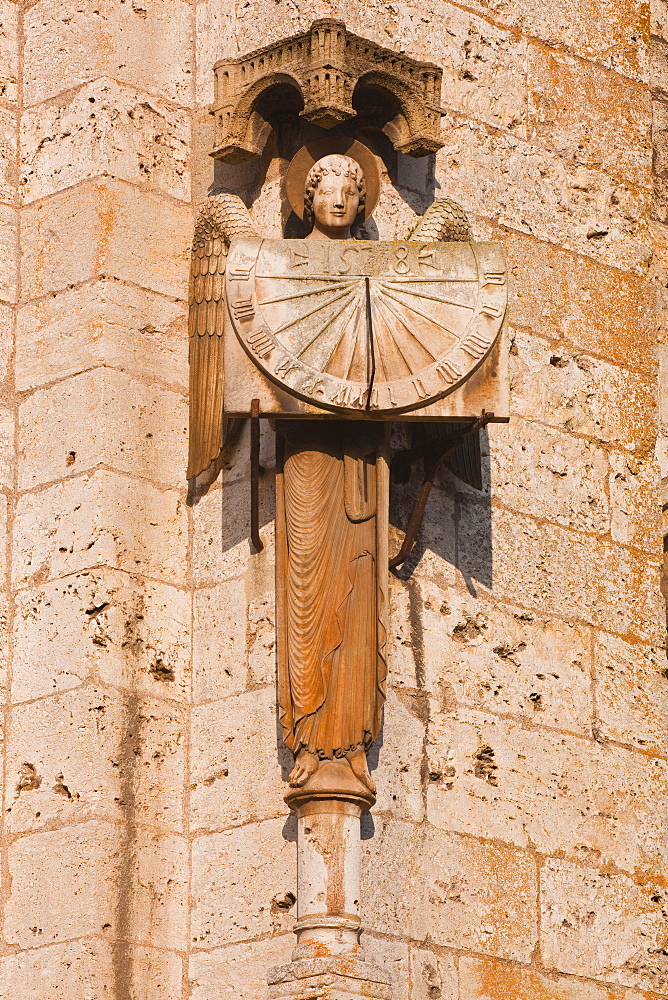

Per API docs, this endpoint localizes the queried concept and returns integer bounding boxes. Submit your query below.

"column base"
[267,956,392,1000]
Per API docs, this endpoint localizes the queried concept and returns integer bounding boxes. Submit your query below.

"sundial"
[226,237,506,414]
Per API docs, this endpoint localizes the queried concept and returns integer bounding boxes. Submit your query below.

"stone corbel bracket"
[211,18,443,163]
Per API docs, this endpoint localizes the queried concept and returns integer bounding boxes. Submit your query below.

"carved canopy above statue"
[211,18,444,163]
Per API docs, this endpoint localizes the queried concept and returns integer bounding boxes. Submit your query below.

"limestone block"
[247,584,278,688]
[461,506,664,645]
[489,417,610,535]
[0,2,17,103]
[131,831,188,950]
[4,820,121,947]
[436,115,651,273]
[0,491,7,581]
[426,710,667,872]
[20,180,190,301]
[649,99,668,223]
[390,480,457,585]
[15,279,188,394]
[0,402,13,487]
[371,688,425,822]
[418,585,593,734]
[21,78,191,204]
[459,954,647,1000]
[192,477,276,588]
[0,939,115,1000]
[594,633,668,753]
[24,0,194,107]
[190,687,287,832]
[0,300,12,383]
[510,329,656,453]
[18,368,188,489]
[12,569,190,704]
[0,105,16,205]
[189,936,294,1000]
[193,580,249,703]
[503,231,656,375]
[363,934,410,1000]
[527,46,651,188]
[190,818,296,948]
[5,687,186,835]
[408,946,457,1000]
[361,818,426,942]
[608,452,662,552]
[0,202,17,303]
[540,858,668,992]
[128,947,184,1000]
[195,2,239,107]
[385,578,419,691]
[654,0,668,40]
[12,470,188,589]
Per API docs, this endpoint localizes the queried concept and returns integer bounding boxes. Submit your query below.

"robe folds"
[276,421,388,760]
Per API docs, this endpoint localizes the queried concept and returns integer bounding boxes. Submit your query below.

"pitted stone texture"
[489,417,610,534]
[18,368,188,489]
[15,279,188,394]
[510,329,656,453]
[191,818,296,948]
[12,570,190,704]
[4,820,121,947]
[267,956,392,1000]
[0,401,13,488]
[190,687,288,832]
[6,687,186,834]
[608,452,662,552]
[527,46,651,187]
[0,939,115,1000]
[540,858,668,992]
[13,471,188,589]
[458,955,651,1000]
[20,180,190,301]
[193,580,249,703]
[0,105,16,206]
[504,231,656,376]
[189,936,294,1000]
[0,2,18,103]
[0,202,17,302]
[426,710,667,872]
[418,585,593,735]
[409,947,458,1000]
[594,633,668,753]
[24,0,194,107]
[21,79,191,203]
[130,831,189,950]
[438,116,651,273]
[460,506,664,645]
[371,688,425,822]
[362,819,537,960]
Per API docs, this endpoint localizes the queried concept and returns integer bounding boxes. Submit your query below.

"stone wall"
[0,2,666,999]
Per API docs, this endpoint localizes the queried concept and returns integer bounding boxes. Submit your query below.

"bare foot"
[288,751,319,787]
[348,751,376,794]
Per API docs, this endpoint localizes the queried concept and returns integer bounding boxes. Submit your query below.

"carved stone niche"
[211,18,443,163]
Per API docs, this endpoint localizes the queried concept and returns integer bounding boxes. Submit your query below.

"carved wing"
[188,193,258,479]
[408,197,472,243]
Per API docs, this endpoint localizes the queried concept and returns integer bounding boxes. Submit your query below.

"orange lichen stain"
[477,959,562,1000]
[95,184,117,273]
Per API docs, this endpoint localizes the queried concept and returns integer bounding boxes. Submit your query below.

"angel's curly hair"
[304,154,366,226]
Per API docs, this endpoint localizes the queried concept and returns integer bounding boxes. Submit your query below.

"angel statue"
[187,137,473,800]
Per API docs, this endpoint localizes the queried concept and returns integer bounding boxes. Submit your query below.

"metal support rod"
[389,411,495,570]
[250,398,264,552]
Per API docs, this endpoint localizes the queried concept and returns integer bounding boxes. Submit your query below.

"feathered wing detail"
[408,197,472,243]
[187,193,258,480]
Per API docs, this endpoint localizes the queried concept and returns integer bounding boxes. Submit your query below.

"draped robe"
[276,422,388,760]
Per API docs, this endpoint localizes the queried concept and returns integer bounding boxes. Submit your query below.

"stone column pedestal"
[267,760,391,1000]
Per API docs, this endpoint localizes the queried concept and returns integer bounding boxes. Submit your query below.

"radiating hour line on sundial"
[377,281,474,311]
[271,287,358,337]
[369,300,393,381]
[381,276,478,282]
[260,279,357,305]
[319,296,365,373]
[296,288,360,360]
[379,286,458,339]
[373,295,428,375]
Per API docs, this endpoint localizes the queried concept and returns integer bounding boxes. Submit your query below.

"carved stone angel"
[188,142,472,798]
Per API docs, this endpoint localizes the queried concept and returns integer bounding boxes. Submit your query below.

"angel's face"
[312,174,360,232]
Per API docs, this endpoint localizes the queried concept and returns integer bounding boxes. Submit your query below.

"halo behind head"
[286,137,381,221]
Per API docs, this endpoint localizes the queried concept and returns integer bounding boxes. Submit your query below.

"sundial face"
[226,237,507,415]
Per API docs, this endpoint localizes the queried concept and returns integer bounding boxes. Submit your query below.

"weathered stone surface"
[459,954,649,1000]
[24,0,194,107]
[131,831,189,950]
[193,580,249,703]
[190,687,287,832]
[594,632,668,753]
[0,939,115,1000]
[20,180,190,301]
[13,471,188,589]
[0,401,13,488]
[18,368,188,489]
[4,820,121,947]
[540,858,668,992]
[6,687,186,834]
[15,278,188,394]
[0,201,17,302]
[21,78,191,203]
[0,1,18,103]
[527,46,651,187]
[372,689,425,822]
[190,936,294,1000]
[419,585,593,734]
[426,710,667,871]
[190,818,296,948]
[12,569,190,704]
[608,451,662,552]
[409,946,457,1000]
[438,115,651,272]
[0,105,16,205]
